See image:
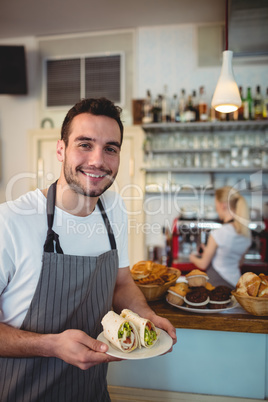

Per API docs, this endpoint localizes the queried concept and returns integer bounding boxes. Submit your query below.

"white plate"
[166,296,238,314]
[97,328,173,360]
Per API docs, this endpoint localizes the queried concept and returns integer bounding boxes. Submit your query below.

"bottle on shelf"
[263,88,268,119]
[198,86,208,122]
[238,86,245,121]
[161,85,171,122]
[178,89,186,122]
[192,90,199,121]
[185,94,196,122]
[170,94,178,122]
[243,87,254,120]
[142,89,153,124]
[254,85,263,120]
[152,94,162,123]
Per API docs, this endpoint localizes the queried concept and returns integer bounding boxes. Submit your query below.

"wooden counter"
[149,299,268,334]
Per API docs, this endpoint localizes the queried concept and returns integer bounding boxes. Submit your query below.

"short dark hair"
[61,97,124,146]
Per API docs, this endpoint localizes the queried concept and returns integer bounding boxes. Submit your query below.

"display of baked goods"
[232,272,268,316]
[167,283,233,310]
[131,260,178,285]
[235,272,268,298]
[185,269,209,287]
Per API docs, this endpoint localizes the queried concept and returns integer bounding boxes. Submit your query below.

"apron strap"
[97,198,117,250]
[43,182,117,253]
[43,181,64,254]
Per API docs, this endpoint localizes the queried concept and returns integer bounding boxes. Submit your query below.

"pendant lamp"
[211,0,241,113]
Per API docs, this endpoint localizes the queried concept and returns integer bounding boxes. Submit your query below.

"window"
[45,54,122,108]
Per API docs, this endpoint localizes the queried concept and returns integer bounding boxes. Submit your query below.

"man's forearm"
[0,323,55,358]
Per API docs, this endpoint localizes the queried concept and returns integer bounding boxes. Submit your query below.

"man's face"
[57,113,121,197]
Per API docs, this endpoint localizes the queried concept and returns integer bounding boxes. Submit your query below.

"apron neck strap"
[43,181,64,254]
[97,198,117,250]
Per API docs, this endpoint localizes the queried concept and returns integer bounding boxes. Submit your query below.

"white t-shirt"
[0,189,129,328]
[210,224,251,287]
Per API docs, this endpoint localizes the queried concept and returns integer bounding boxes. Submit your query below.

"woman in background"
[189,186,251,288]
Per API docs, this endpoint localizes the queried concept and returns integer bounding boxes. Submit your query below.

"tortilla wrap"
[120,309,159,348]
[101,311,141,353]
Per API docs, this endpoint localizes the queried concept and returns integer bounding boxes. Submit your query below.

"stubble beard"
[63,163,117,198]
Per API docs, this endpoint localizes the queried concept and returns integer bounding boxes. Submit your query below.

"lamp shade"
[211,50,241,113]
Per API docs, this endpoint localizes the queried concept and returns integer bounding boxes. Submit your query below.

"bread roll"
[258,274,268,298]
[236,272,261,297]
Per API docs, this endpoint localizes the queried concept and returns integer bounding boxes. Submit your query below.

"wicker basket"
[137,268,181,302]
[232,291,268,316]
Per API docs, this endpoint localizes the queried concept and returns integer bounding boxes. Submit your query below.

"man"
[0,98,176,402]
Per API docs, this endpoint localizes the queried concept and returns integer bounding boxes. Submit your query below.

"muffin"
[209,286,232,309]
[185,269,209,287]
[167,282,189,306]
[184,287,209,309]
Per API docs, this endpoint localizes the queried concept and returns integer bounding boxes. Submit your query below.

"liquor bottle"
[142,90,153,124]
[152,95,162,123]
[243,87,254,120]
[185,95,196,122]
[254,85,263,120]
[198,86,208,122]
[238,86,244,121]
[178,89,186,122]
[161,85,171,122]
[263,88,268,119]
[192,90,199,121]
[170,94,178,122]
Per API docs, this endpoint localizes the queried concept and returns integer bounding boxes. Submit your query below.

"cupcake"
[167,282,189,306]
[185,269,209,287]
[209,286,232,309]
[184,287,209,309]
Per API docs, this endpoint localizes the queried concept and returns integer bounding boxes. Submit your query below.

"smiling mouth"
[83,172,107,178]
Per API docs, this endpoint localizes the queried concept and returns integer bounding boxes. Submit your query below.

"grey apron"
[0,181,119,402]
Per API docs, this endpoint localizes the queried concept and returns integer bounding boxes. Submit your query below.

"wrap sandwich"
[120,309,158,348]
[101,311,141,353]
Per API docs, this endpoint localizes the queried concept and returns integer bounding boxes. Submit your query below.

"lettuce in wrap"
[101,311,141,353]
[120,309,159,348]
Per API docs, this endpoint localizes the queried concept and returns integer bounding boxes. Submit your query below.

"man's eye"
[106,146,118,154]
[80,143,91,149]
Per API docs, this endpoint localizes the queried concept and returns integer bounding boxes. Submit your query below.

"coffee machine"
[171,216,221,273]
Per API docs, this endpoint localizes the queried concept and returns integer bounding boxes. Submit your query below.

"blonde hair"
[215,186,250,238]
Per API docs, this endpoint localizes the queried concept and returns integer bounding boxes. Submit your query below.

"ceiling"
[0,0,225,39]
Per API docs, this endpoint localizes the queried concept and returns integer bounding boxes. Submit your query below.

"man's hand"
[52,329,122,370]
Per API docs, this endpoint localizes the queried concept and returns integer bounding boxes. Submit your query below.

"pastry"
[209,286,232,309]
[258,274,268,298]
[167,282,189,306]
[184,287,209,309]
[235,272,261,297]
[185,269,208,287]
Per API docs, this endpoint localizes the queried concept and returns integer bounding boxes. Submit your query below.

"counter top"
[149,299,268,334]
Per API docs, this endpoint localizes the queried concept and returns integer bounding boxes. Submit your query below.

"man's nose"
[88,147,104,167]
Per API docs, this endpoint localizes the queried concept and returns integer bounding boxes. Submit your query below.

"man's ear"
[56,139,65,162]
